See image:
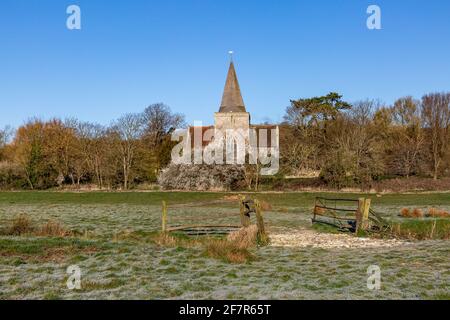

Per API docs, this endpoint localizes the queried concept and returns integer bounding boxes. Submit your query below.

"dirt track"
[269,228,407,249]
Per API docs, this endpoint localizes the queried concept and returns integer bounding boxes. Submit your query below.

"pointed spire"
[219,61,246,113]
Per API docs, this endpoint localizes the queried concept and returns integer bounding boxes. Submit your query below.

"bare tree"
[390,97,424,177]
[87,123,111,189]
[43,119,78,185]
[110,113,145,190]
[283,104,307,130]
[142,103,185,147]
[325,100,385,186]
[349,100,376,178]
[0,126,12,160]
[421,93,450,180]
[281,109,321,175]
[0,126,11,147]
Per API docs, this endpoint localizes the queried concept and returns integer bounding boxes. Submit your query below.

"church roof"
[219,62,246,113]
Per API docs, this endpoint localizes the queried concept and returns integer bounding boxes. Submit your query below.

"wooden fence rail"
[313,197,389,233]
[161,196,268,241]
[313,197,371,233]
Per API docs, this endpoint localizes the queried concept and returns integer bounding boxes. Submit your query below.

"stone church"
[187,60,279,163]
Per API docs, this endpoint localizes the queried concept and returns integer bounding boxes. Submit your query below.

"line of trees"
[0,104,184,190]
[1,92,449,190]
[280,92,450,188]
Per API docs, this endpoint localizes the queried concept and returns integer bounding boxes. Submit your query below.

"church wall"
[214,112,250,132]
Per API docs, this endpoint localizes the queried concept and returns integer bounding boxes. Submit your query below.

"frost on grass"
[0,202,449,300]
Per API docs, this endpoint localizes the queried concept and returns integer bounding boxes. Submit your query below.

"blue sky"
[1,0,449,128]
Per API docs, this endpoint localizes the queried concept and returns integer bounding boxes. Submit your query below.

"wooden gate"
[312,197,372,233]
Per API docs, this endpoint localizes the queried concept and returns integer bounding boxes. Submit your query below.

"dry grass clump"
[4,213,35,236]
[150,226,266,264]
[148,230,255,264]
[400,207,450,218]
[152,233,179,247]
[426,208,450,218]
[412,208,424,218]
[400,208,424,218]
[227,225,258,249]
[150,232,200,248]
[400,207,410,217]
[204,239,254,264]
[1,214,72,238]
[35,221,72,237]
[205,225,264,263]
[259,200,272,211]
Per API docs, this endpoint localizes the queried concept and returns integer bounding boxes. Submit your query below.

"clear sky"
[1,0,449,128]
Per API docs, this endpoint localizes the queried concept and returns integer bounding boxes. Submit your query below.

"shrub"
[5,214,35,236]
[400,207,449,218]
[319,161,349,189]
[400,207,424,218]
[158,164,246,191]
[227,225,258,249]
[400,208,411,217]
[1,215,72,238]
[0,161,25,189]
[412,208,424,218]
[427,208,450,218]
[35,221,71,237]
[204,239,254,264]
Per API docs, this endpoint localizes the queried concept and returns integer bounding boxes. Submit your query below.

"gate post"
[162,201,168,233]
[239,196,251,227]
[254,199,269,246]
[356,198,365,233]
[362,198,372,230]
[356,198,372,232]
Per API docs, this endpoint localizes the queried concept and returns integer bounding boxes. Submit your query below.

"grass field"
[0,191,449,300]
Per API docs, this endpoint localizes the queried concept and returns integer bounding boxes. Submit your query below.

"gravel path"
[269,228,407,249]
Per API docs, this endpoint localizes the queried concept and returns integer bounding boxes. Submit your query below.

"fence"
[312,197,372,233]
[161,197,268,241]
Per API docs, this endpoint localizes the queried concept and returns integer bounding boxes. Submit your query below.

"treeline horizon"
[280,92,450,188]
[1,91,450,190]
[0,103,185,190]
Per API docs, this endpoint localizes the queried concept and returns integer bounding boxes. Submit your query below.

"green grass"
[312,223,343,234]
[0,191,224,205]
[0,237,103,255]
[391,219,450,240]
[0,191,449,207]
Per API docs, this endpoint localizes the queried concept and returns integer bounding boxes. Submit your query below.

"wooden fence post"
[254,199,269,245]
[362,198,371,230]
[239,196,251,227]
[356,198,372,232]
[162,201,167,233]
[356,198,365,233]
[313,197,318,223]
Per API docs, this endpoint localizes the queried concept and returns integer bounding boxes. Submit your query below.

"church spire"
[219,59,246,113]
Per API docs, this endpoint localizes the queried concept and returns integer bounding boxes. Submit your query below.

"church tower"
[214,61,250,135]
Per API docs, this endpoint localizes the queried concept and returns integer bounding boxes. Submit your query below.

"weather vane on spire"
[228,50,234,62]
